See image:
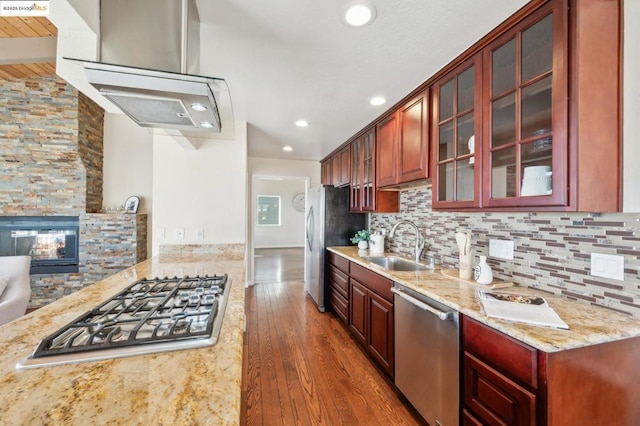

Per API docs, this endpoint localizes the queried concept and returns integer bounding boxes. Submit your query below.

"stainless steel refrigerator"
[305,186,366,312]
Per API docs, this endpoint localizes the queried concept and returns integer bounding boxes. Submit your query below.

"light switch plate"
[156,227,165,240]
[489,239,514,260]
[176,228,185,240]
[590,253,624,281]
[195,228,204,240]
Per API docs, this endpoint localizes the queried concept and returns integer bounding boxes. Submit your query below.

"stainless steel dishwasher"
[392,283,459,426]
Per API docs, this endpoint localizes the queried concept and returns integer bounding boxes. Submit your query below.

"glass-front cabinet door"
[350,136,362,211]
[482,0,567,208]
[361,128,376,211]
[350,127,376,212]
[432,54,482,209]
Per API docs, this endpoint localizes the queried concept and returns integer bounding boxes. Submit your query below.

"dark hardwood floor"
[241,279,422,425]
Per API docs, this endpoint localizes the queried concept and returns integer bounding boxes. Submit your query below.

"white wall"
[248,157,321,188]
[103,113,154,255]
[624,0,640,212]
[253,179,306,248]
[151,121,248,255]
[103,114,154,213]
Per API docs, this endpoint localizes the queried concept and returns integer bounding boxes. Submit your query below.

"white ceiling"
[47,0,530,161]
[195,0,529,161]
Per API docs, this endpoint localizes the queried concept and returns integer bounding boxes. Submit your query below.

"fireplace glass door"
[0,217,79,274]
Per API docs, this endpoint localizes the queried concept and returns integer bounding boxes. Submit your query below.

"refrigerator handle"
[306,206,314,251]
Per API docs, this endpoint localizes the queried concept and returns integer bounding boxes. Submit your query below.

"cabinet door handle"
[391,287,454,321]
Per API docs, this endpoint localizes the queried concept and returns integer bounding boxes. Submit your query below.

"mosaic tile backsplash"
[370,187,640,316]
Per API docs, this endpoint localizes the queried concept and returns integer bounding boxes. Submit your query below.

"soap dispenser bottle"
[474,255,493,285]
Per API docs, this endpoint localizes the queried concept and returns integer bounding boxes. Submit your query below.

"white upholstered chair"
[0,256,32,326]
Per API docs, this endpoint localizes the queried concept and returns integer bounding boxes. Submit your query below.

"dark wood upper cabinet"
[330,145,351,188]
[320,159,331,186]
[327,0,620,212]
[350,128,377,212]
[331,153,341,186]
[432,55,483,209]
[482,0,567,209]
[377,90,430,188]
[376,113,398,188]
[350,127,399,212]
[397,89,430,183]
[339,145,350,186]
[431,0,620,211]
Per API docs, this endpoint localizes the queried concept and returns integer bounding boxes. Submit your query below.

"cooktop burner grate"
[17,274,231,369]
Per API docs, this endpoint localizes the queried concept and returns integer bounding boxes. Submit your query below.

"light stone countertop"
[0,253,245,426]
[329,246,640,352]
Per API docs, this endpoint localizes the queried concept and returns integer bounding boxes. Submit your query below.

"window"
[257,195,281,226]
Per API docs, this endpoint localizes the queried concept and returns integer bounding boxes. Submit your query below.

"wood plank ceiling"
[0,16,57,80]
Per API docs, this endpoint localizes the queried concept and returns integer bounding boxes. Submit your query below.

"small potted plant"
[351,229,371,249]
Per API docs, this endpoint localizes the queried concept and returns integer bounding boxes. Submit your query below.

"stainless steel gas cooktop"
[16,274,232,370]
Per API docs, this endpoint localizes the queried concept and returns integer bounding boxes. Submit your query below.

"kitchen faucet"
[389,220,426,263]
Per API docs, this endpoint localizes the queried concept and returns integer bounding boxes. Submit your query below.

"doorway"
[250,176,307,284]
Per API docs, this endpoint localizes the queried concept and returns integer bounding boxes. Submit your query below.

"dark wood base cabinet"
[349,279,367,344]
[366,290,393,373]
[327,254,395,378]
[328,253,350,325]
[349,263,394,377]
[462,316,640,425]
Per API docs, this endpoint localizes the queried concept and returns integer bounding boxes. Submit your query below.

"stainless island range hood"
[66,0,232,137]
[80,60,226,132]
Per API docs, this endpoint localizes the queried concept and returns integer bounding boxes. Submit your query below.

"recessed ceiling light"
[200,121,214,128]
[283,145,293,152]
[191,103,207,112]
[344,1,376,27]
[370,96,386,106]
[295,120,309,127]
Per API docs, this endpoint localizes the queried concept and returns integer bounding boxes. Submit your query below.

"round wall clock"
[292,193,305,212]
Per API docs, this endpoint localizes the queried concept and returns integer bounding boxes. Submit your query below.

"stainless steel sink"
[363,256,431,272]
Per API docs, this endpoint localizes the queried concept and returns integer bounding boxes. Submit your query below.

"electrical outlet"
[156,227,165,239]
[489,239,514,260]
[176,228,185,240]
[590,253,624,281]
[195,228,204,240]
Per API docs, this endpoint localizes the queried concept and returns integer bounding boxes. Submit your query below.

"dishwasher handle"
[391,287,454,321]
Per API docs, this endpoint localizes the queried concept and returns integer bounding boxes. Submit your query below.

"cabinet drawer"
[328,252,349,273]
[329,265,349,298]
[349,262,393,302]
[464,352,536,426]
[463,409,483,426]
[463,316,538,388]
[329,289,348,325]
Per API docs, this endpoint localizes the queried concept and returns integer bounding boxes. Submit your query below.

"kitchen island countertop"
[0,252,245,425]
[329,246,640,352]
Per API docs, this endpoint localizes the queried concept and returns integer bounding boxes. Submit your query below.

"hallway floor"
[253,247,304,283]
[242,254,422,425]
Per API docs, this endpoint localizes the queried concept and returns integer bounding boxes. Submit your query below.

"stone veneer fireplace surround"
[0,75,147,308]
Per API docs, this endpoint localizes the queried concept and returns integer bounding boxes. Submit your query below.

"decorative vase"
[358,240,368,250]
[474,255,493,285]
